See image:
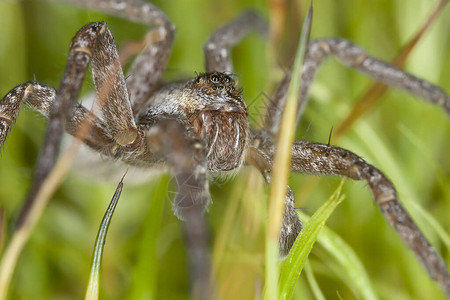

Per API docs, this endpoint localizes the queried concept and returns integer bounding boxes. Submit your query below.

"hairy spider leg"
[60,0,175,115]
[256,37,450,293]
[265,39,450,137]
[204,10,267,73]
[0,22,108,225]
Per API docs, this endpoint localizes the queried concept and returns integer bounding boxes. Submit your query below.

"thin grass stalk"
[265,5,312,300]
[304,261,325,300]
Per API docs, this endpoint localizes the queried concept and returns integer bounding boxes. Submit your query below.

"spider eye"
[223,76,230,84]
[210,74,219,83]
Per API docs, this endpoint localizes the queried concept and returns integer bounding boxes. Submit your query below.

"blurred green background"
[0,0,449,299]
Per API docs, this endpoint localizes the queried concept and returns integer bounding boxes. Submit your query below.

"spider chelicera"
[0,0,448,298]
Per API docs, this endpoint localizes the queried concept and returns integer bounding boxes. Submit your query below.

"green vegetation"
[0,0,448,299]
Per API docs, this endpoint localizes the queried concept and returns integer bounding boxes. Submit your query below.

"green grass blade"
[279,179,345,300]
[397,123,450,249]
[304,261,326,300]
[265,5,313,300]
[299,212,378,300]
[85,175,125,300]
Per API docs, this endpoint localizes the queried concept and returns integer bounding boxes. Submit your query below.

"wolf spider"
[0,0,449,297]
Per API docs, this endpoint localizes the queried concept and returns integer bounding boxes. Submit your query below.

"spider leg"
[59,0,175,115]
[204,11,267,73]
[0,23,113,224]
[91,23,139,146]
[245,141,303,257]
[1,23,104,149]
[1,22,140,152]
[50,5,210,294]
[289,140,450,295]
[2,70,213,300]
[146,118,212,299]
[146,119,211,218]
[265,38,450,137]
[251,130,450,295]
[0,82,115,153]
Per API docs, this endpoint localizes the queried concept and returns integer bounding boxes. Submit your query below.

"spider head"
[189,72,249,172]
[193,72,243,103]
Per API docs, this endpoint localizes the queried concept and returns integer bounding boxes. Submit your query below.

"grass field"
[0,0,449,299]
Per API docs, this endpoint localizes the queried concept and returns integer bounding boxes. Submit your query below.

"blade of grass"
[397,123,450,249]
[345,119,448,296]
[335,0,449,138]
[265,5,312,300]
[304,261,325,300]
[279,178,345,300]
[397,123,450,203]
[300,213,378,300]
[350,119,449,247]
[85,171,126,300]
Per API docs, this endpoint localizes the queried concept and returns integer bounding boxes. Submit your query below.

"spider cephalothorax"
[138,72,249,172]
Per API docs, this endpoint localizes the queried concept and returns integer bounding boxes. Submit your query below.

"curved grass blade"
[85,172,126,300]
[299,212,378,300]
[265,4,313,300]
[279,179,345,300]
